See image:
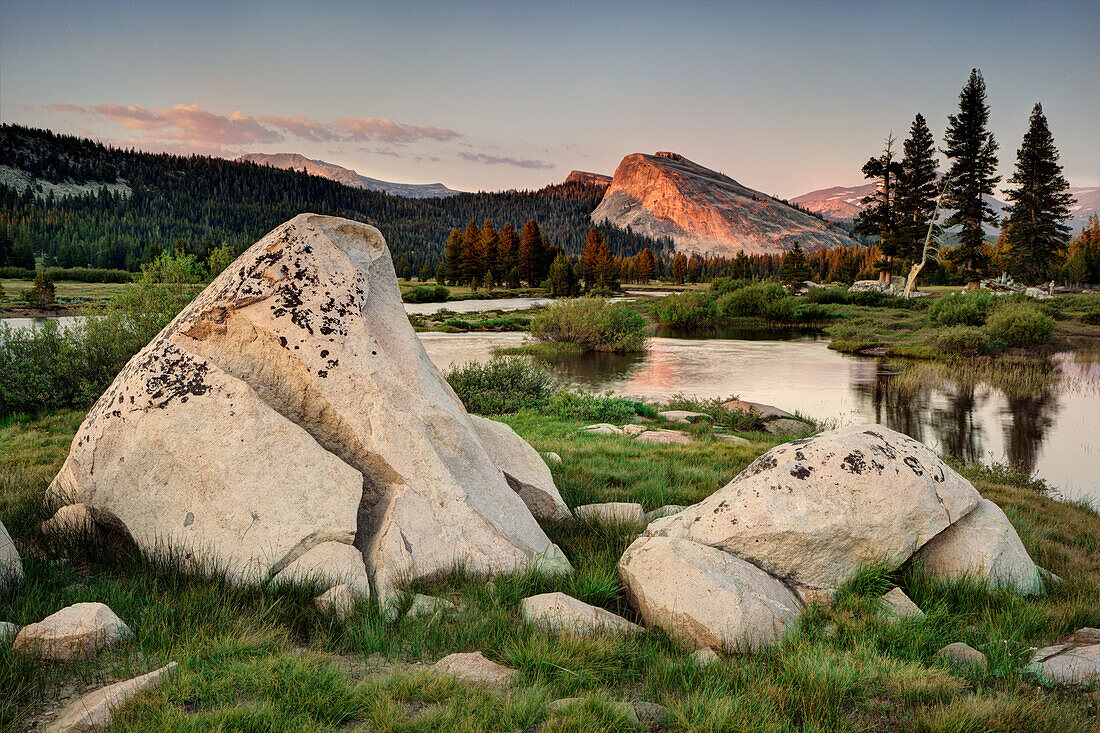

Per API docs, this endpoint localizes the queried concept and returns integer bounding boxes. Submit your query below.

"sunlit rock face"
[49,214,569,603]
[591,152,859,256]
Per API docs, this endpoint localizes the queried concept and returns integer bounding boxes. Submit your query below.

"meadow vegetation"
[529,297,648,353]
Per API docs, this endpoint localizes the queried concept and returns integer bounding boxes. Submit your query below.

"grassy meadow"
[2,393,1099,732]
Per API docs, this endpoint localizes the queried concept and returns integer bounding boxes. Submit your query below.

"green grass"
[1,279,130,311]
[3,408,1100,731]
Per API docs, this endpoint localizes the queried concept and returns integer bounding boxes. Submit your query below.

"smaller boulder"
[470,415,570,521]
[46,662,177,733]
[634,429,692,445]
[314,584,356,621]
[621,424,648,436]
[690,647,720,668]
[13,602,133,660]
[1,520,23,590]
[406,594,457,620]
[658,410,712,424]
[432,651,518,688]
[582,423,623,435]
[937,642,987,668]
[880,588,924,622]
[714,433,750,446]
[1069,628,1100,646]
[644,505,686,523]
[1027,644,1100,685]
[575,502,645,524]
[520,592,641,637]
[763,418,811,436]
[269,542,370,599]
[720,400,793,420]
[0,622,19,646]
[41,504,96,535]
[543,452,562,465]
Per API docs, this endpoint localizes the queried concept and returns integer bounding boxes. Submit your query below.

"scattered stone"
[619,535,802,652]
[621,424,648,436]
[937,642,987,668]
[1069,628,1100,646]
[45,662,178,733]
[432,651,518,688]
[543,452,562,465]
[880,588,924,621]
[582,423,624,435]
[520,592,641,637]
[643,426,981,592]
[405,594,456,620]
[314,584,356,621]
[632,701,671,727]
[644,505,686,523]
[762,418,811,436]
[658,410,712,424]
[618,393,676,407]
[633,428,692,445]
[13,602,133,660]
[719,399,794,421]
[470,415,571,521]
[574,502,645,524]
[714,433,750,446]
[690,647,720,667]
[0,520,22,590]
[913,499,1045,595]
[1024,287,1052,300]
[269,541,370,599]
[41,503,96,535]
[1027,644,1100,685]
[46,214,569,605]
[0,622,19,645]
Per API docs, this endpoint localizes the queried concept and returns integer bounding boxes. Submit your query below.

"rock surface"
[520,592,641,637]
[912,498,1044,594]
[575,502,645,524]
[470,415,570,521]
[0,520,22,589]
[644,505,686,523]
[41,503,96,535]
[643,426,981,593]
[432,651,518,688]
[1028,643,1100,685]
[46,662,178,733]
[581,423,623,435]
[720,400,794,420]
[269,541,370,598]
[591,152,859,256]
[937,642,987,667]
[0,621,19,644]
[762,418,811,436]
[657,410,712,424]
[47,214,568,602]
[618,536,801,651]
[634,428,692,445]
[405,594,457,619]
[13,602,133,660]
[314,584,356,620]
[880,588,924,621]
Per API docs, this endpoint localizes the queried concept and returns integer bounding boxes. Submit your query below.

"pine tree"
[732,251,751,280]
[443,228,463,284]
[634,247,655,283]
[479,219,499,285]
[581,228,611,289]
[943,69,1000,287]
[894,113,940,263]
[1003,103,1073,283]
[780,243,810,286]
[854,134,904,281]
[546,253,579,296]
[462,220,482,288]
[1061,215,1099,285]
[671,252,687,284]
[497,222,520,287]
[519,219,545,286]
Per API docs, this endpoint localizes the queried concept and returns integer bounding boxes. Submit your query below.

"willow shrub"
[530,297,647,353]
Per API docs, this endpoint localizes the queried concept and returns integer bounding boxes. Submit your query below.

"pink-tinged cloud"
[258,114,342,142]
[458,152,554,170]
[332,117,460,143]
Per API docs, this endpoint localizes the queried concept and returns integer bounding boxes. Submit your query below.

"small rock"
[618,393,675,407]
[1,520,23,591]
[937,642,986,668]
[621,424,648,436]
[543,452,562,465]
[634,429,692,445]
[582,423,623,435]
[762,418,811,436]
[574,502,645,524]
[632,701,670,726]
[269,542,370,599]
[657,410,712,424]
[1027,644,1099,685]
[46,662,177,733]
[690,647,720,667]
[1070,628,1100,646]
[644,505,686,523]
[0,621,20,645]
[719,400,794,420]
[880,588,924,621]
[405,594,457,620]
[432,651,518,688]
[520,592,642,637]
[1023,287,1052,300]
[41,504,96,535]
[314,584,356,621]
[714,433,750,445]
[13,602,133,660]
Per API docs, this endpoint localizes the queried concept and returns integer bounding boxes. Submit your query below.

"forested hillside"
[0,125,670,275]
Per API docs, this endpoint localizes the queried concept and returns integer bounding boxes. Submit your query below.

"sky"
[1,0,1097,197]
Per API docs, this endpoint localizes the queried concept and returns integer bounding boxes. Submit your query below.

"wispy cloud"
[458,152,554,170]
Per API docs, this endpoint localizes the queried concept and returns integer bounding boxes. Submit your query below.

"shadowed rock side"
[49,214,569,603]
[591,152,859,256]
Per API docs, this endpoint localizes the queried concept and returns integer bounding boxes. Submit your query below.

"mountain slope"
[591,152,858,255]
[238,153,460,198]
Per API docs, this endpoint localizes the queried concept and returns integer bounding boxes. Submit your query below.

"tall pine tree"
[942,69,1000,287]
[519,219,546,286]
[443,228,463,284]
[1002,103,1073,283]
[854,134,904,281]
[894,114,940,264]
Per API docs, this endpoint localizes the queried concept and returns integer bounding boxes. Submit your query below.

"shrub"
[804,287,851,305]
[531,297,647,353]
[715,282,788,318]
[985,302,1055,347]
[23,271,55,308]
[403,285,449,303]
[0,267,134,282]
[929,291,997,326]
[651,290,716,328]
[709,277,750,297]
[545,391,641,423]
[443,357,558,415]
[1082,309,1100,326]
[936,326,990,355]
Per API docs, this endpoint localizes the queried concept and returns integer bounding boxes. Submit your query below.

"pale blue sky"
[2,0,1097,196]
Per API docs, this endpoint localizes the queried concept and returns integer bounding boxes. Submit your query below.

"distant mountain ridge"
[592,151,859,256]
[238,153,460,198]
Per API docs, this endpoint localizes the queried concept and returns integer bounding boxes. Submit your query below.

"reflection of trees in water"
[1002,391,1058,475]
[539,350,646,390]
[931,382,985,463]
[849,360,931,443]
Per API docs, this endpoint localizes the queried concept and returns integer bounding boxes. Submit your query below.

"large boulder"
[619,536,801,651]
[0,520,22,590]
[643,426,981,594]
[469,415,570,521]
[48,214,568,603]
[912,499,1044,594]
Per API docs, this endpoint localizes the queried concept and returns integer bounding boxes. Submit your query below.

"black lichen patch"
[790,465,813,480]
[903,456,924,476]
[841,450,866,474]
[143,344,212,409]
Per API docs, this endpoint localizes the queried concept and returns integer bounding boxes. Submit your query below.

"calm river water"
[418,331,1100,507]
